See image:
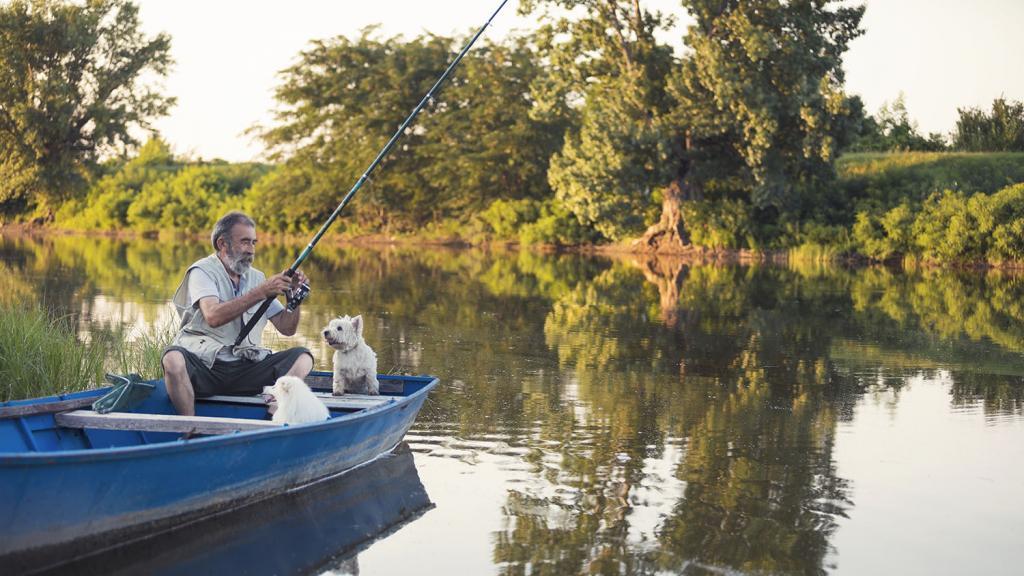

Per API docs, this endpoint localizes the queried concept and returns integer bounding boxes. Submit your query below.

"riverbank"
[6,151,1024,268]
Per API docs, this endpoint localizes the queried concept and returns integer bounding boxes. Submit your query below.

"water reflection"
[41,443,432,575]
[3,232,1024,575]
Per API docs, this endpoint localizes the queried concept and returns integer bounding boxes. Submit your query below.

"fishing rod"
[234,0,511,348]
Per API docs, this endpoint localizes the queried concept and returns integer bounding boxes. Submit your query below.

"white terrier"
[267,376,330,425]
[323,314,380,396]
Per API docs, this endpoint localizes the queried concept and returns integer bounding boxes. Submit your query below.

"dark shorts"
[163,346,314,398]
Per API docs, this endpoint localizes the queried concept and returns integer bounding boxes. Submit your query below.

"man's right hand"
[261,273,294,298]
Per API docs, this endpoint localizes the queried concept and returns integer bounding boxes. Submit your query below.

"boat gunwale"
[1,375,438,463]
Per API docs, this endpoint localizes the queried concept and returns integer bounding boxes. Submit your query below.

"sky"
[135,0,1024,162]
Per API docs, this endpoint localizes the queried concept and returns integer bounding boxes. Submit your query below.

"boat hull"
[0,373,437,573]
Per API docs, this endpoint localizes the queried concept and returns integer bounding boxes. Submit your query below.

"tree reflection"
[3,232,1023,573]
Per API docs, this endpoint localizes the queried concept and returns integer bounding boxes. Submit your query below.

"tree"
[256,29,561,232]
[851,93,947,152]
[953,97,1024,152]
[668,0,865,243]
[0,0,173,213]
[416,36,568,217]
[521,0,681,243]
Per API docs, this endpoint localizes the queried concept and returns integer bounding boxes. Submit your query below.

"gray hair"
[211,211,256,251]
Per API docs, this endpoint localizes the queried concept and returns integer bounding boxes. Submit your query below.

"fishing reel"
[286,281,311,312]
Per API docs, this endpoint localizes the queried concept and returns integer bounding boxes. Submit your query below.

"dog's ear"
[278,378,292,393]
[352,315,363,335]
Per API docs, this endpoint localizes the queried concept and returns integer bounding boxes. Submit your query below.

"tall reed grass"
[0,305,176,402]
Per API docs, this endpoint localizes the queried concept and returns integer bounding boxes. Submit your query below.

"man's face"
[222,224,256,276]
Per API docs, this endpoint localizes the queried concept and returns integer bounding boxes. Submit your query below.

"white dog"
[267,376,330,425]
[323,314,380,396]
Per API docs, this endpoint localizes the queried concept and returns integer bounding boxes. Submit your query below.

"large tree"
[521,0,680,243]
[0,0,173,213]
[255,29,564,232]
[659,0,865,247]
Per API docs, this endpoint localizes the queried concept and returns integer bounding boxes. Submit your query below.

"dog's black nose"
[323,330,329,337]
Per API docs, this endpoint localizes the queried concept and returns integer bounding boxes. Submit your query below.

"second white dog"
[268,375,330,425]
[322,314,380,396]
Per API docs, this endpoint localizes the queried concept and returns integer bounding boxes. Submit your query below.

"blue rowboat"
[52,443,432,576]
[0,371,438,574]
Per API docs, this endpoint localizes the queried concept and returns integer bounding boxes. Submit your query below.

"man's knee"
[162,350,187,377]
[288,350,314,374]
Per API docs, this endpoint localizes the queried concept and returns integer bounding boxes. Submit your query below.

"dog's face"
[267,375,302,404]
[322,315,364,351]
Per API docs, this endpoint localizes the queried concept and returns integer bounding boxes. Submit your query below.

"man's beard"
[225,245,253,276]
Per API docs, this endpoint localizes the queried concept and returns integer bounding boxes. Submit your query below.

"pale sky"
[135,0,1024,162]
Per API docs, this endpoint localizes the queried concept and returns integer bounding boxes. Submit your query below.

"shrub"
[682,199,753,249]
[518,199,597,246]
[478,198,540,240]
[852,203,914,260]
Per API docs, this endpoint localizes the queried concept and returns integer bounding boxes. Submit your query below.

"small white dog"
[266,376,330,425]
[323,314,380,396]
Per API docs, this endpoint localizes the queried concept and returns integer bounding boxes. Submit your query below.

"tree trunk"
[635,130,698,253]
[634,178,690,252]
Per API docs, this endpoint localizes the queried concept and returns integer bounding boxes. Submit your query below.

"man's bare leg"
[286,352,314,379]
[162,351,195,416]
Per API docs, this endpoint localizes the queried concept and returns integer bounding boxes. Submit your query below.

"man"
[162,211,313,415]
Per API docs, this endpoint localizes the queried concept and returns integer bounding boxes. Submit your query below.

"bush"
[478,199,540,240]
[984,184,1024,262]
[838,152,1024,218]
[518,200,597,246]
[852,203,914,260]
[682,199,753,249]
[127,163,268,232]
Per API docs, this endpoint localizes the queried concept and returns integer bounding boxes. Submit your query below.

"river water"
[3,233,1023,575]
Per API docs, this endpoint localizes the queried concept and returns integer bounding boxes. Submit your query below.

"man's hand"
[290,269,309,291]
[261,272,294,298]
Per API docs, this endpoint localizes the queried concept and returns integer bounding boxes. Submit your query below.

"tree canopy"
[0,0,174,212]
[252,28,565,232]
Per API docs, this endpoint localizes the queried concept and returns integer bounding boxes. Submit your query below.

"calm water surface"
[3,233,1023,575]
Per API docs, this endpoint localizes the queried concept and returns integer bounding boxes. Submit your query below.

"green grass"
[837,151,1024,211]
[0,305,176,402]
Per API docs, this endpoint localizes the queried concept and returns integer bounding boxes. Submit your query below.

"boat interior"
[0,372,433,454]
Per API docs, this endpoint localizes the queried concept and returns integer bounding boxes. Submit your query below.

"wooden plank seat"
[0,396,97,419]
[202,392,395,411]
[55,410,280,434]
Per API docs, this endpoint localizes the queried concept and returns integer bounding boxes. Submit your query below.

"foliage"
[0,0,173,211]
[416,36,568,215]
[254,29,561,231]
[681,199,753,249]
[0,304,108,401]
[517,198,598,246]
[953,98,1024,152]
[851,202,914,260]
[521,0,680,241]
[850,183,1024,263]
[477,197,598,246]
[54,137,268,233]
[56,137,181,229]
[126,161,268,232]
[849,94,947,153]
[672,0,865,218]
[477,198,539,239]
[839,151,1024,217]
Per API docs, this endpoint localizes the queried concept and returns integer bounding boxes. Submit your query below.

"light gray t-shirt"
[188,269,284,362]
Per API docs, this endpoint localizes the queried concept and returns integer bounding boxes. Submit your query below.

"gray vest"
[171,254,271,368]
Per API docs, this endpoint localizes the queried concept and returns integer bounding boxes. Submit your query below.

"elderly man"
[162,211,313,415]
